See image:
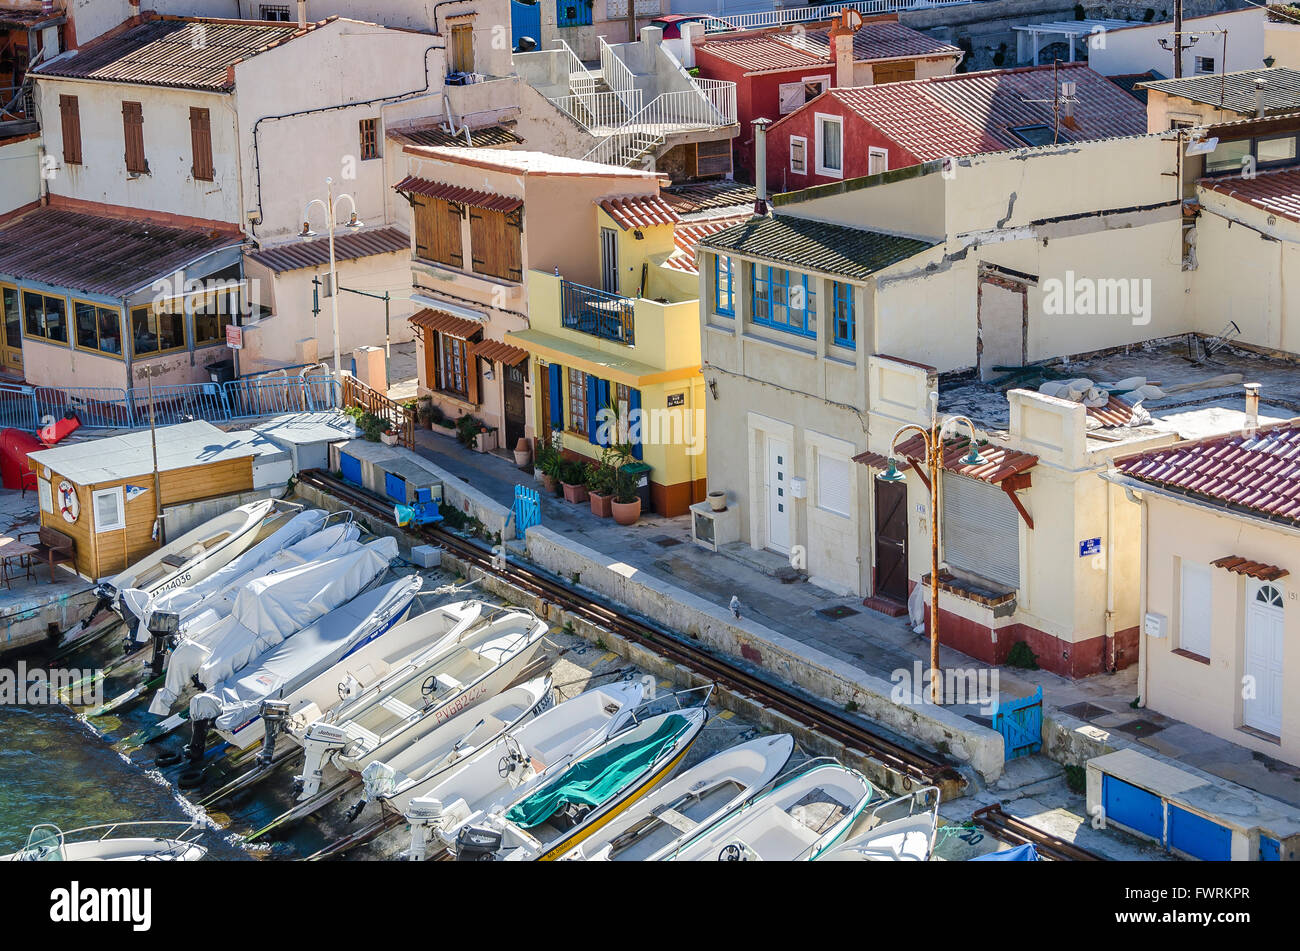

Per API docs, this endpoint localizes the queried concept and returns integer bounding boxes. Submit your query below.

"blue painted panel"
[511,0,541,48]
[1102,775,1163,841]
[1260,835,1281,862]
[1168,805,1232,861]
[385,471,406,502]
[339,452,362,486]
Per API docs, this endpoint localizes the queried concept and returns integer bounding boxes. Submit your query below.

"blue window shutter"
[597,379,611,446]
[629,388,642,459]
[548,364,563,429]
[586,375,599,445]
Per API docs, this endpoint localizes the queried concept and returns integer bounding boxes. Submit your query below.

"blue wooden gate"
[994,685,1043,760]
[513,484,541,533]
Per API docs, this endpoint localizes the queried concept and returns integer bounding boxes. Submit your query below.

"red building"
[764,62,1150,194]
[692,13,962,182]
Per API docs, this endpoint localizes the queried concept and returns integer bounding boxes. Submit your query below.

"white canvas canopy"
[149,536,398,715]
[201,575,424,733]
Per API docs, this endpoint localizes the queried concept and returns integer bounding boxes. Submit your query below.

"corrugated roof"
[387,123,523,149]
[1201,166,1300,223]
[853,434,1037,485]
[34,16,313,91]
[409,308,484,340]
[665,216,750,273]
[663,179,757,217]
[392,176,522,212]
[247,227,409,274]
[1139,67,1300,115]
[698,214,934,280]
[698,20,958,72]
[1210,555,1289,581]
[472,339,529,366]
[1116,420,1300,524]
[600,194,680,230]
[27,420,260,485]
[0,207,241,297]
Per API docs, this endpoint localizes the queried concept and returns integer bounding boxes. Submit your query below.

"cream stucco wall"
[0,135,40,218]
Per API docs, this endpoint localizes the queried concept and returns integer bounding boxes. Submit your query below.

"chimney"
[752,117,772,216]
[1244,382,1260,428]
[829,11,855,88]
[41,0,53,16]
[297,0,308,28]
[1255,78,1267,117]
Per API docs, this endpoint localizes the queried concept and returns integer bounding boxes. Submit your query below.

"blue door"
[1167,806,1232,861]
[339,452,362,486]
[1260,835,1281,862]
[385,471,407,503]
[1102,775,1163,841]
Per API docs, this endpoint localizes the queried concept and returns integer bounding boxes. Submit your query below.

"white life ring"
[58,480,79,524]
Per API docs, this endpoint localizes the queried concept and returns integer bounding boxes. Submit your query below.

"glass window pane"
[1205,138,1250,173]
[44,296,66,342]
[132,307,158,355]
[5,287,22,347]
[159,309,184,350]
[1258,135,1296,164]
[75,301,98,349]
[97,308,121,354]
[23,292,42,336]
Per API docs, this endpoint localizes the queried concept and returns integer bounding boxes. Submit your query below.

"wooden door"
[1,285,22,375]
[874,478,908,602]
[504,362,527,453]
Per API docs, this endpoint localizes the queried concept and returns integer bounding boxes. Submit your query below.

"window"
[73,301,123,356]
[359,118,380,161]
[751,265,816,338]
[190,106,214,181]
[92,486,126,533]
[868,147,888,175]
[122,100,147,174]
[260,3,291,19]
[130,302,185,357]
[714,254,734,317]
[38,477,52,515]
[790,135,807,175]
[941,473,1020,590]
[1010,124,1055,147]
[22,291,68,344]
[59,94,81,165]
[778,77,828,114]
[696,139,732,177]
[436,333,470,399]
[469,207,523,281]
[817,451,851,517]
[1179,560,1213,659]
[556,0,593,28]
[567,367,588,437]
[1195,56,1215,74]
[413,195,464,267]
[1257,134,1297,165]
[815,114,842,177]
[831,281,855,348]
[194,288,236,347]
[1205,137,1250,174]
[450,22,474,74]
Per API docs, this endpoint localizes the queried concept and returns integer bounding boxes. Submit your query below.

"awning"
[393,176,522,213]
[853,434,1037,486]
[505,328,696,388]
[1210,556,1289,582]
[473,339,529,366]
[409,308,484,340]
[247,227,410,274]
[600,195,680,231]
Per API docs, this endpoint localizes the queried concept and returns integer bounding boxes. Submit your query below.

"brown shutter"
[434,199,463,267]
[466,347,480,404]
[469,208,522,281]
[451,23,474,74]
[190,106,213,181]
[122,101,146,174]
[59,95,81,165]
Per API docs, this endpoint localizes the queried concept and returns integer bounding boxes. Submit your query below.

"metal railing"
[561,280,636,346]
[599,36,641,114]
[579,84,736,166]
[548,89,643,132]
[341,374,416,449]
[707,0,972,32]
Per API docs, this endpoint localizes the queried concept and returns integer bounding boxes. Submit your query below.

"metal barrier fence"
[0,373,339,434]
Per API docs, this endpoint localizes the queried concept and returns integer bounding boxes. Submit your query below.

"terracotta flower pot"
[611,497,641,526]
[541,473,558,494]
[562,481,589,504]
[589,491,613,518]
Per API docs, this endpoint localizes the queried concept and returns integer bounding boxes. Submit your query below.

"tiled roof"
[803,22,961,62]
[393,176,522,212]
[1201,166,1300,223]
[405,147,658,177]
[697,35,823,72]
[662,179,757,217]
[853,435,1038,485]
[1210,556,1289,581]
[1115,420,1300,524]
[409,309,484,340]
[387,123,523,149]
[1138,68,1300,114]
[34,16,314,91]
[697,214,934,280]
[1087,396,1137,428]
[600,195,680,230]
[697,20,958,72]
[808,63,1146,161]
[247,227,409,273]
[472,339,529,366]
[0,207,240,297]
[664,216,750,273]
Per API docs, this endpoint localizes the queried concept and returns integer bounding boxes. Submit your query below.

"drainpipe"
[1124,484,1149,709]
[752,117,771,216]
[1104,481,1117,672]
[297,0,308,28]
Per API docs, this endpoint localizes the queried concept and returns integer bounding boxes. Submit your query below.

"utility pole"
[1174,0,1183,78]
[144,366,164,546]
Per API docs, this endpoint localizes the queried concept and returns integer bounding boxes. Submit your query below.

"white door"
[766,437,791,554]
[1244,580,1285,737]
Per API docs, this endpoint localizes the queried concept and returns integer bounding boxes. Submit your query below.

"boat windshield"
[19,824,65,861]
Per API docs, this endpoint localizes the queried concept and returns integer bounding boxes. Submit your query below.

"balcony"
[561,280,635,346]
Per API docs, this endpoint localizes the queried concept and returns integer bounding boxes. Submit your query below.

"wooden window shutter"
[451,23,474,74]
[466,349,480,404]
[433,198,463,267]
[122,101,146,174]
[503,211,522,282]
[413,195,433,260]
[190,107,213,181]
[59,95,81,165]
[469,207,522,282]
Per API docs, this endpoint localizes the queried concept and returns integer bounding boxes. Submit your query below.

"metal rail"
[295,469,966,797]
[972,804,1105,861]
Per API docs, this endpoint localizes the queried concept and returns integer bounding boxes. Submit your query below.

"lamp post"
[299,178,362,376]
[877,396,985,704]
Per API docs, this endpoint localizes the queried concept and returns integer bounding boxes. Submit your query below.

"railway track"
[295,468,966,796]
[972,804,1104,861]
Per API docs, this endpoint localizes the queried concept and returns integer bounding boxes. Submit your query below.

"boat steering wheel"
[718,842,752,862]
[420,674,441,698]
[497,736,525,780]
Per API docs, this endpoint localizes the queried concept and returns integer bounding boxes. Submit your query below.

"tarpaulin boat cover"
[200,575,423,732]
[122,509,329,639]
[971,843,1040,861]
[148,536,398,715]
[505,714,689,829]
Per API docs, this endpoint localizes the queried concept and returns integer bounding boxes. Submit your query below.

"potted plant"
[611,462,641,525]
[456,414,486,449]
[379,422,399,446]
[586,457,615,517]
[560,458,589,504]
[475,426,497,454]
[513,436,532,470]
[536,440,562,494]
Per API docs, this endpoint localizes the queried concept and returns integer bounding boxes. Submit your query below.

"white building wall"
[1088,7,1264,77]
[0,134,41,218]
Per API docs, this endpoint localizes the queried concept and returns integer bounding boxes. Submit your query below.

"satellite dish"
[844,9,864,30]
[1186,135,1220,156]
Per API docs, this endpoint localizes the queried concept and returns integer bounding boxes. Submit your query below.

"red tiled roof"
[393,176,522,213]
[804,22,961,62]
[409,309,484,340]
[1116,420,1300,524]
[472,339,529,366]
[1210,556,1289,581]
[600,195,680,231]
[1087,396,1136,427]
[665,216,750,273]
[697,35,823,72]
[1201,166,1300,223]
[852,435,1037,485]
[247,227,409,273]
[662,180,757,216]
[698,20,958,73]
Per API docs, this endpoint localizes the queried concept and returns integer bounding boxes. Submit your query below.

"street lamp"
[300,177,362,375]
[878,395,985,704]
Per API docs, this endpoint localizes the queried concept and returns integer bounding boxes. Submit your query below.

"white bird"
[729,595,741,619]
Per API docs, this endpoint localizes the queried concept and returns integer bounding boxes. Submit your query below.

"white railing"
[580,82,737,165]
[549,88,644,131]
[598,36,641,114]
[583,130,665,167]
[707,0,973,33]
[552,37,598,97]
[694,78,738,126]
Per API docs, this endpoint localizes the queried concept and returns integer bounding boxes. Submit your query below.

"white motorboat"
[817,786,941,862]
[561,733,795,861]
[148,536,399,716]
[1,821,206,861]
[293,607,548,799]
[663,760,877,861]
[451,706,709,861]
[400,679,646,860]
[197,574,426,748]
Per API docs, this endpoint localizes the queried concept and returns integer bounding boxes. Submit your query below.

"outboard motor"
[454,825,503,862]
[257,699,291,768]
[145,610,180,678]
[404,798,444,861]
[295,722,352,800]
